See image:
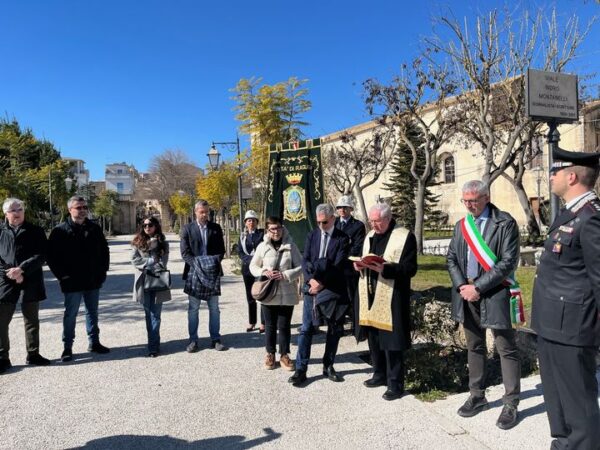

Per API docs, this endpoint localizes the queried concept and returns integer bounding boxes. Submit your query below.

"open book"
[349,254,386,265]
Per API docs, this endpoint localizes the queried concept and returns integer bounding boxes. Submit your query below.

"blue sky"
[2,1,599,180]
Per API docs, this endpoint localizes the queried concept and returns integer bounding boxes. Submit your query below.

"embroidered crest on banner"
[283,173,306,222]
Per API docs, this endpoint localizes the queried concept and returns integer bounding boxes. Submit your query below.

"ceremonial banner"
[265,138,324,252]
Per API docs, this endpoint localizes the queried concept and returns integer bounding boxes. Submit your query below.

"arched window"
[443,155,455,183]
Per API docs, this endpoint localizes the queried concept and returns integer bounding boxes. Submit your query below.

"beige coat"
[131,243,172,304]
[249,229,302,306]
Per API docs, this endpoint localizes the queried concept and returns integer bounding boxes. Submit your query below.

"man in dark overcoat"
[334,195,366,336]
[531,148,600,450]
[181,199,227,352]
[238,210,265,332]
[48,196,110,362]
[0,198,50,373]
[354,202,417,401]
[447,180,521,429]
[288,203,349,386]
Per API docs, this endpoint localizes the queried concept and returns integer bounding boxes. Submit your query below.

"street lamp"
[208,135,244,233]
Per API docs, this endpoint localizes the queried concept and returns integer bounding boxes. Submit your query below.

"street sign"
[526,69,578,123]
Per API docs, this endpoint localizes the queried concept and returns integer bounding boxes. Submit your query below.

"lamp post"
[208,135,244,234]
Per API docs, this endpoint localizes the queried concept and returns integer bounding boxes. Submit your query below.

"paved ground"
[1,233,598,449]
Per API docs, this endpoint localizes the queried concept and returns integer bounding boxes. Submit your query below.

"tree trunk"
[512,182,540,245]
[353,186,369,224]
[414,182,426,254]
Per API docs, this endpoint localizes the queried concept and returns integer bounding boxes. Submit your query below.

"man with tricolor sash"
[531,147,600,450]
[447,180,521,430]
[353,202,417,401]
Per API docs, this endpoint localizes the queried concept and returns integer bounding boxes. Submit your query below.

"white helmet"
[336,195,354,209]
[244,210,259,222]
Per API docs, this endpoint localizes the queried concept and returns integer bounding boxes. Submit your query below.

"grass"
[414,255,536,327]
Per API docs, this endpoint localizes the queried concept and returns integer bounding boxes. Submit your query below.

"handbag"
[251,250,284,302]
[143,263,171,292]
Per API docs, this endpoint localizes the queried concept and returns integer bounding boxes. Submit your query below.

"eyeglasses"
[268,226,282,232]
[143,223,154,228]
[317,220,330,225]
[7,208,23,213]
[72,205,88,211]
[461,198,483,205]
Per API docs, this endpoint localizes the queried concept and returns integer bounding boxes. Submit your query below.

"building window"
[117,182,124,193]
[527,136,544,169]
[443,155,455,183]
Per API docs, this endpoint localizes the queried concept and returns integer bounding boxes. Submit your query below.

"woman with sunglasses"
[249,217,302,370]
[130,217,170,357]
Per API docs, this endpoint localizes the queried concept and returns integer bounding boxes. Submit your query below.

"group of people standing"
[1,147,599,449]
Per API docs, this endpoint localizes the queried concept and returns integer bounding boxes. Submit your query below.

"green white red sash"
[461,214,525,326]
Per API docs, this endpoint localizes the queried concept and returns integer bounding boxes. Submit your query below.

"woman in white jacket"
[250,216,302,370]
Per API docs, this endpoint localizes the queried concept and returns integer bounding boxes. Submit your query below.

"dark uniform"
[531,148,600,450]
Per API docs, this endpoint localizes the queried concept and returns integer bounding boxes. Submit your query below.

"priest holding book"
[447,180,521,430]
[353,202,417,400]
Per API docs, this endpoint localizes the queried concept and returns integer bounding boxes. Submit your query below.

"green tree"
[231,77,311,217]
[169,191,193,231]
[94,190,119,235]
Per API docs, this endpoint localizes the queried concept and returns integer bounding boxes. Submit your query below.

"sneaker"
[496,404,518,430]
[26,353,51,366]
[0,358,12,374]
[280,354,294,371]
[264,353,276,370]
[87,342,110,354]
[186,341,199,353]
[61,348,73,362]
[211,340,228,351]
[457,395,489,418]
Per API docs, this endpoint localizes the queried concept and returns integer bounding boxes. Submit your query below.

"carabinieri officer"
[531,147,600,450]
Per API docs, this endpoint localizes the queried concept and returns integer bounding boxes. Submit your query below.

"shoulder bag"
[144,262,171,292]
[251,249,284,302]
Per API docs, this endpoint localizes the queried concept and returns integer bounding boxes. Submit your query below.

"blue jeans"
[62,289,100,348]
[188,295,220,343]
[143,291,163,353]
[295,295,343,372]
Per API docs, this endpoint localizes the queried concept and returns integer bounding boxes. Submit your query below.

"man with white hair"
[447,180,521,430]
[353,202,417,400]
[0,198,51,373]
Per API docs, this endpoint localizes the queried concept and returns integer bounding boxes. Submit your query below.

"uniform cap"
[336,195,354,209]
[244,210,259,221]
[552,147,600,171]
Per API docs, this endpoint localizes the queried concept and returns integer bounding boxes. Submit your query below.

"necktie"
[340,220,347,229]
[466,217,483,278]
[319,232,329,258]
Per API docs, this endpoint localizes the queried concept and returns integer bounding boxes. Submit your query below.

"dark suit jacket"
[0,221,47,304]
[238,229,265,277]
[335,216,366,277]
[180,221,225,280]
[303,227,349,298]
[532,197,600,347]
[447,203,520,330]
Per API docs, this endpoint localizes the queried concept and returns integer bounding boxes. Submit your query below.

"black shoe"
[186,341,199,353]
[363,378,387,388]
[382,389,405,401]
[246,325,256,332]
[211,340,228,351]
[61,348,73,362]
[0,359,12,374]
[88,342,110,354]
[26,353,51,366]
[323,366,343,382]
[288,370,307,386]
[148,352,159,358]
[496,404,518,430]
[457,395,489,417]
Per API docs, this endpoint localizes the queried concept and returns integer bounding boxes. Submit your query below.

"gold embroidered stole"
[358,225,409,331]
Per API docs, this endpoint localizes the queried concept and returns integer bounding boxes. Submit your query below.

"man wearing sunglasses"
[48,196,110,362]
[289,203,350,387]
[531,148,600,450]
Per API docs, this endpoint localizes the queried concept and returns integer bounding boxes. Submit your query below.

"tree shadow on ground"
[68,428,282,449]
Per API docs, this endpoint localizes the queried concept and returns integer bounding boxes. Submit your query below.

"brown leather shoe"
[264,353,276,370]
[280,354,294,371]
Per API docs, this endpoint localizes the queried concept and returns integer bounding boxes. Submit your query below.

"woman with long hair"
[131,216,171,357]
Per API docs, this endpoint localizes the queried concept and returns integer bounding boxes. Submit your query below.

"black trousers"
[262,304,294,355]
[538,337,600,450]
[367,328,405,393]
[0,300,41,359]
[463,299,520,406]
[242,273,264,326]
